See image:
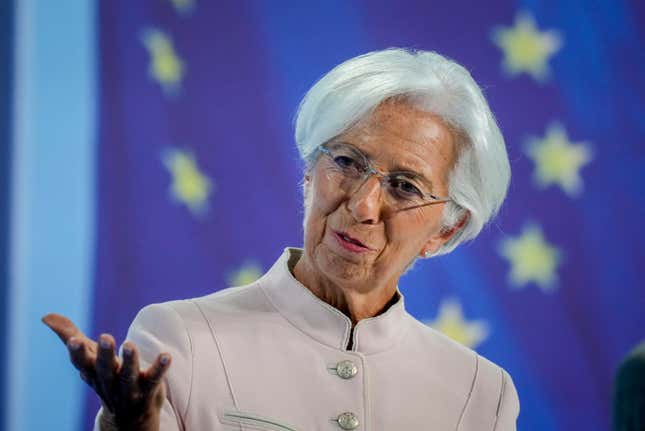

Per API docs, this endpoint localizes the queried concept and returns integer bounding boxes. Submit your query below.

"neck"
[292,253,399,326]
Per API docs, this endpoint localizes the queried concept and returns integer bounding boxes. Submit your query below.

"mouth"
[333,230,371,253]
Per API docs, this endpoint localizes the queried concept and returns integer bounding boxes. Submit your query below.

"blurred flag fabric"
[8,1,644,430]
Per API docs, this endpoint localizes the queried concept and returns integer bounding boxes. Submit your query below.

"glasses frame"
[317,143,452,211]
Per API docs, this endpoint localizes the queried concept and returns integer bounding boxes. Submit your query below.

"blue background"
[3,1,644,430]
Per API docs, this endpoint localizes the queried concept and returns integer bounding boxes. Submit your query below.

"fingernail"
[160,355,169,365]
[123,346,133,357]
[99,337,110,349]
[68,338,80,350]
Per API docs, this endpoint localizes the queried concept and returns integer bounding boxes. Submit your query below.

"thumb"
[42,313,84,345]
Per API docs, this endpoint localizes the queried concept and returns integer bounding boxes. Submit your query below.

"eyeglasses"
[317,142,452,212]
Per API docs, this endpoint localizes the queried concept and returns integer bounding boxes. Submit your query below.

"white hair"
[295,48,510,257]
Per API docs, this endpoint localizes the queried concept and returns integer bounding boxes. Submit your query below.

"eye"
[389,178,424,198]
[333,155,357,169]
[334,156,356,168]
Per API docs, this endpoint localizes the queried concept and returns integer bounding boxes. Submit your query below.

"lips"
[333,230,371,252]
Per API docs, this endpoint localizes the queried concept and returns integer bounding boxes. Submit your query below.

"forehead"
[337,100,458,181]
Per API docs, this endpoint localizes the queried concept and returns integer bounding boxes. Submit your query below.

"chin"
[315,245,372,284]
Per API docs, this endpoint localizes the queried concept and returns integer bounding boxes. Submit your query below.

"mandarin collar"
[260,247,409,354]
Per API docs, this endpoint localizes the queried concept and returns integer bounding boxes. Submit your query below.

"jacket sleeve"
[494,369,520,431]
[92,301,193,431]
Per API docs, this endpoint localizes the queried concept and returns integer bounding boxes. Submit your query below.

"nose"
[346,175,384,224]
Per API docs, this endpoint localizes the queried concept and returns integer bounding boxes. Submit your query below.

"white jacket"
[95,247,519,430]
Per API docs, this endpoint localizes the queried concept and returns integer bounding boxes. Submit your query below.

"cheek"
[384,208,443,251]
[309,172,345,217]
[304,176,344,241]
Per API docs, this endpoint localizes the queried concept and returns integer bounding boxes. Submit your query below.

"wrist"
[99,406,159,431]
[98,408,118,431]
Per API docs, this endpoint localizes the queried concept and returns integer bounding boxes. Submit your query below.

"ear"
[419,211,470,257]
[303,174,312,202]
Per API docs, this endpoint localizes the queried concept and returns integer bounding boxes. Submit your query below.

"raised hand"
[42,313,172,431]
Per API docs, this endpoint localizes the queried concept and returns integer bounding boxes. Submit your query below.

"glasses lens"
[383,175,429,209]
[329,146,367,177]
[322,145,367,193]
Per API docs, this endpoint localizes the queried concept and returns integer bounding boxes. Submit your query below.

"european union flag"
[87,1,645,430]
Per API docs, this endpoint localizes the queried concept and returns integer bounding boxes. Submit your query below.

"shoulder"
[405,316,480,375]
[131,280,273,338]
[138,278,265,313]
[405,317,519,430]
[125,283,271,416]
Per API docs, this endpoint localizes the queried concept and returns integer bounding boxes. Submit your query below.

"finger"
[67,337,97,372]
[42,313,85,345]
[72,341,115,411]
[140,353,171,393]
[95,334,119,409]
[96,334,119,377]
[118,342,140,392]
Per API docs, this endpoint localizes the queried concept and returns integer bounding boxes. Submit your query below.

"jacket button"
[336,412,359,430]
[336,360,358,379]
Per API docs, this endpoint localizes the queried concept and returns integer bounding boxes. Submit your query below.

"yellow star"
[426,299,489,349]
[492,12,562,82]
[499,224,561,291]
[228,262,264,286]
[526,123,592,196]
[169,0,195,15]
[141,29,185,94]
[162,149,213,215]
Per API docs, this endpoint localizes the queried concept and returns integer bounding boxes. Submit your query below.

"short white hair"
[295,48,510,257]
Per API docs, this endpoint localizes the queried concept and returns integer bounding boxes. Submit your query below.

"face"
[302,99,462,291]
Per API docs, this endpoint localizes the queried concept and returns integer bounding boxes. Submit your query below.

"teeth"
[341,234,362,247]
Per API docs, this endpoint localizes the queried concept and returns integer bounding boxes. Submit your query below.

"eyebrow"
[330,140,435,189]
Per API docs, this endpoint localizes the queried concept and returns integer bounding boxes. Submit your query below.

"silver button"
[337,412,359,430]
[336,360,358,379]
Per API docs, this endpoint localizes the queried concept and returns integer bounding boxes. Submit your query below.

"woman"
[44,48,519,430]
